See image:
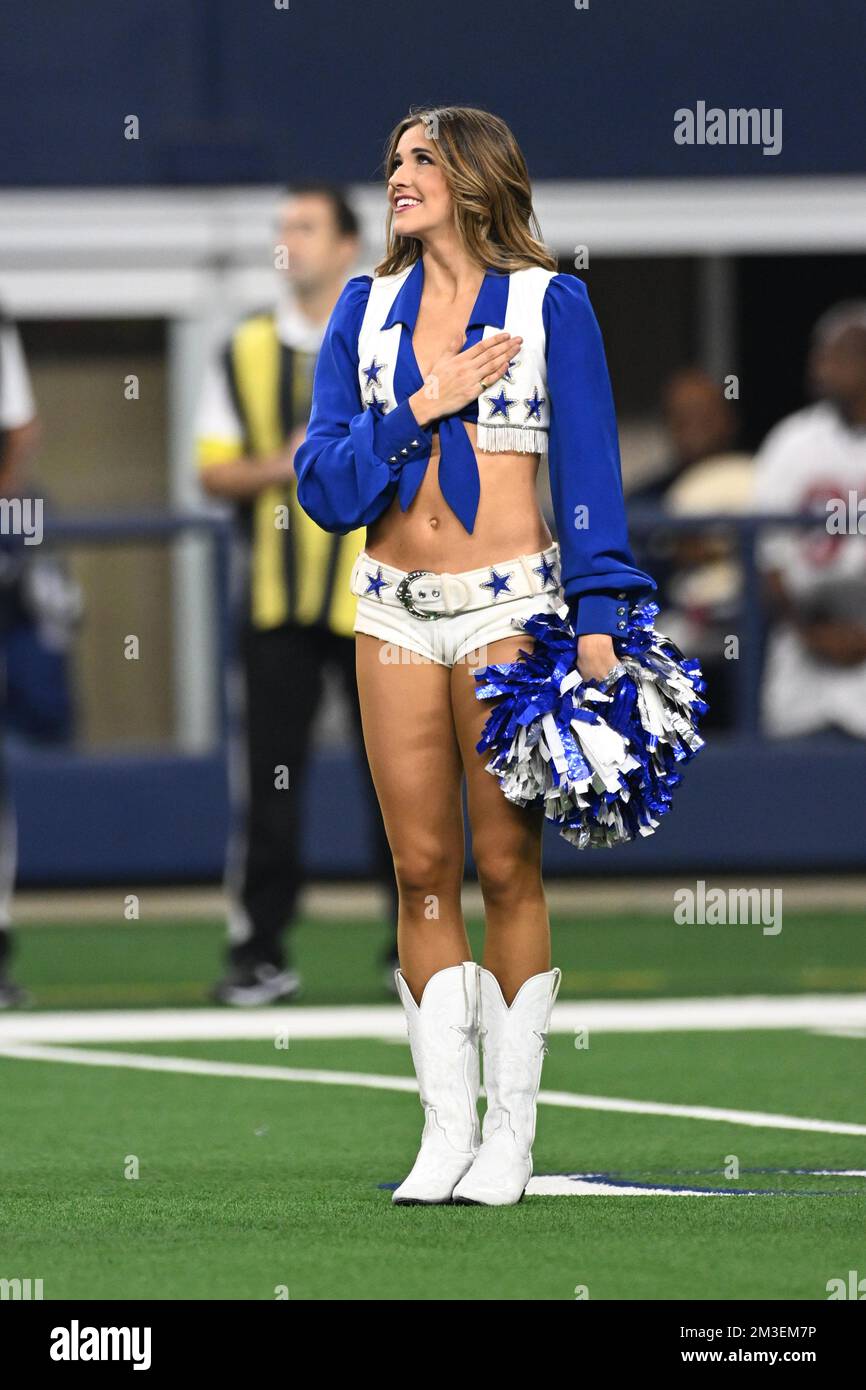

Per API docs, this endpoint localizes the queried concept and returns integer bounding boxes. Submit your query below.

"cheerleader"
[294,105,656,1205]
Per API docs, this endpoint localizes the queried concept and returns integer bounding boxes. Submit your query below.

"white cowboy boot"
[452,966,561,1206]
[392,961,482,1205]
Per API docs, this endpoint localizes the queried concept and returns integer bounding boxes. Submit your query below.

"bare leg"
[355,634,471,1005]
[449,635,550,1005]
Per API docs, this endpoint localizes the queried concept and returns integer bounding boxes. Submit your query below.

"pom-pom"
[473,600,708,849]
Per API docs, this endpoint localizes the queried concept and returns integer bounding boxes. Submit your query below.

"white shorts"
[351,543,564,668]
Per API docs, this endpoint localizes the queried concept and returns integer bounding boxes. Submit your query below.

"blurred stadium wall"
[0,0,864,882]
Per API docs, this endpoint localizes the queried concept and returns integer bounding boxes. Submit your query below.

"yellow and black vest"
[220,311,363,637]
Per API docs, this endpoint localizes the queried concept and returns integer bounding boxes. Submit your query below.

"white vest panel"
[357,263,555,458]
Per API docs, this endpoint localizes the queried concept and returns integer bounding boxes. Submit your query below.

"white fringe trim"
[476,424,549,456]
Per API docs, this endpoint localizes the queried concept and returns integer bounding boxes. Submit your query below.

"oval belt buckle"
[395,569,444,620]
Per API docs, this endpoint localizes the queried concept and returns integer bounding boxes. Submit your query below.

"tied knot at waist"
[393,408,549,534]
[396,410,480,532]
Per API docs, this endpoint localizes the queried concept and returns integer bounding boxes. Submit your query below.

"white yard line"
[2,1042,865,1137]
[0,1044,419,1093]
[811,1027,866,1039]
[1,993,865,1045]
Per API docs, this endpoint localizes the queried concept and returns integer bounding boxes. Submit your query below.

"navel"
[428,515,440,529]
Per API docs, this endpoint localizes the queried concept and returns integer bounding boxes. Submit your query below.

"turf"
[1,912,864,1300]
[9,909,866,1009]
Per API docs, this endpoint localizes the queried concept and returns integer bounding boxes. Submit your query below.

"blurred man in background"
[631,369,740,512]
[629,368,748,728]
[754,302,866,738]
[196,185,399,1005]
[0,306,41,1007]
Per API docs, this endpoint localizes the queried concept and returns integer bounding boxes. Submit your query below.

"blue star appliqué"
[533,555,558,588]
[524,386,546,421]
[365,390,384,410]
[364,567,388,599]
[362,357,386,391]
[480,567,514,599]
[501,356,520,382]
[485,388,516,420]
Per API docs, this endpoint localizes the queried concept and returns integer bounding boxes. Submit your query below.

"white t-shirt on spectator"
[753,401,866,737]
[0,321,37,430]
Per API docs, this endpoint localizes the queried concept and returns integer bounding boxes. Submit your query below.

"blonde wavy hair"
[374,105,557,277]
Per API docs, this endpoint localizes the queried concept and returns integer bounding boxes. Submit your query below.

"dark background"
[3,0,865,878]
[2,0,863,186]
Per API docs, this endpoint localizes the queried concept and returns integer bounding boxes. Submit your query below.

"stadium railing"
[5,509,865,882]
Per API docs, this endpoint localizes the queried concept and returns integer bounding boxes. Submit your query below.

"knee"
[474,839,541,904]
[392,839,462,902]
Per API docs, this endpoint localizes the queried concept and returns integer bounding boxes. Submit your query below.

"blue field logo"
[526,1168,865,1197]
[381,1168,866,1198]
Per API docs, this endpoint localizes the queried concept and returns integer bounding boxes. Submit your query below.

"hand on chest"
[411,296,478,380]
[357,262,553,443]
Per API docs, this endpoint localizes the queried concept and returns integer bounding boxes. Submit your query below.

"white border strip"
[1,179,864,316]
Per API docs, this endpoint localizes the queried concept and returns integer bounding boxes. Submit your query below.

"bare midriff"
[365,419,553,574]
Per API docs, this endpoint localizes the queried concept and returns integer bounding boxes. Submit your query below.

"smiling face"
[374,105,556,281]
[386,122,453,239]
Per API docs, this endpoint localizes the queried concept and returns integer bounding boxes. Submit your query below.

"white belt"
[350,543,561,619]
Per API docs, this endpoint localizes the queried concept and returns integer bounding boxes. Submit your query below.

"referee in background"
[196,185,398,1005]
[0,306,41,1008]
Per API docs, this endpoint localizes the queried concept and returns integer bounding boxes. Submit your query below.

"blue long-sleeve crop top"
[293,262,655,636]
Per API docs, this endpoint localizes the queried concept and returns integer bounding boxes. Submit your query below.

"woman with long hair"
[294,105,655,1205]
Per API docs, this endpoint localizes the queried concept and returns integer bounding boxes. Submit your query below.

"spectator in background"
[0,307,41,1007]
[629,368,748,728]
[196,185,399,1006]
[754,302,866,739]
[629,368,739,513]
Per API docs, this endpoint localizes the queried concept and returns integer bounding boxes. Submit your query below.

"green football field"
[1,909,865,1301]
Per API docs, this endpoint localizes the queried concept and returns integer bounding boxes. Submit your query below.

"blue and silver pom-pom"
[473,600,708,849]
